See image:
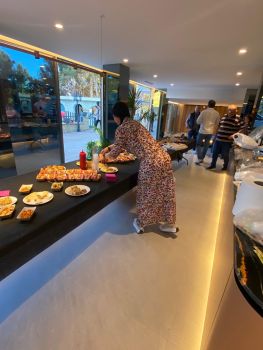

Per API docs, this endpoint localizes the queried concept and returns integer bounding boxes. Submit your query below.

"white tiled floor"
[0,156,227,350]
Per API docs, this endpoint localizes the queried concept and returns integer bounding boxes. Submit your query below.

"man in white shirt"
[195,100,220,165]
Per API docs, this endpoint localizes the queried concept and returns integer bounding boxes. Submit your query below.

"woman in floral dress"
[101,102,177,234]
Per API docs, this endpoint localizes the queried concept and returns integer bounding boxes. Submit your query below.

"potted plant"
[140,109,157,132]
[86,140,98,160]
[128,86,143,119]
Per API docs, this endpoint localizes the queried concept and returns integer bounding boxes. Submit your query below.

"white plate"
[23,191,54,205]
[17,206,36,221]
[99,165,118,173]
[0,196,17,207]
[0,204,16,219]
[65,185,90,197]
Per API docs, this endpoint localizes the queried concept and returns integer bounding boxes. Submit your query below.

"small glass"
[92,146,99,171]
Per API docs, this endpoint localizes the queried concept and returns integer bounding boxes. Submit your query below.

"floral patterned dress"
[108,119,176,227]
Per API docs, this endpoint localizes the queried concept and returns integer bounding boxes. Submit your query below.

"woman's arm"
[106,127,126,159]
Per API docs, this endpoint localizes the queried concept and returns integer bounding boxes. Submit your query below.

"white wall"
[167,86,247,106]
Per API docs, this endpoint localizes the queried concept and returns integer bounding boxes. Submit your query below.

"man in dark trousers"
[185,105,201,149]
[207,105,244,171]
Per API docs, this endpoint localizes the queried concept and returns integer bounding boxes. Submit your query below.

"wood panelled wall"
[174,104,242,133]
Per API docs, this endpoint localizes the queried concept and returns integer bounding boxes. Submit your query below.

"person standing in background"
[185,105,201,149]
[207,105,244,171]
[195,100,220,165]
[94,102,101,128]
[243,114,253,135]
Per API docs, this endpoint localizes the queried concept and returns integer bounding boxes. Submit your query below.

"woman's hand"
[100,146,110,155]
[100,152,112,164]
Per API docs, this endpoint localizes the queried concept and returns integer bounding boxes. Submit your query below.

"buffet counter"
[0,160,139,280]
[234,227,263,316]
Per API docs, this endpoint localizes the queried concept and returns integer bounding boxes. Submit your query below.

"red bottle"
[79,150,87,170]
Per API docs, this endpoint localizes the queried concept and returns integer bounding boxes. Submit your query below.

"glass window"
[0,46,63,177]
[58,63,102,162]
[255,97,263,128]
[132,84,159,137]
[151,90,162,139]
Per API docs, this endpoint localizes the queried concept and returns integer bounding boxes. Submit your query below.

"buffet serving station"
[0,160,139,280]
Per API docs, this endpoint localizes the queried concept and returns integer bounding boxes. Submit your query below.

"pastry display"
[0,204,15,219]
[36,167,101,182]
[17,207,36,221]
[40,165,66,171]
[65,185,90,196]
[19,184,33,194]
[23,191,54,205]
[51,182,63,191]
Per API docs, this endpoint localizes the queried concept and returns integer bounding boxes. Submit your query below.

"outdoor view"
[0,44,162,178]
[0,46,62,176]
[58,64,102,162]
[130,84,160,139]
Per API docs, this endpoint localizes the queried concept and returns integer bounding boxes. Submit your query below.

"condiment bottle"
[79,150,87,170]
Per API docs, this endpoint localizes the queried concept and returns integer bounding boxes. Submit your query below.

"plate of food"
[65,185,90,197]
[51,182,63,192]
[0,204,15,219]
[19,184,33,194]
[0,196,17,207]
[99,164,118,173]
[23,191,54,205]
[17,207,36,221]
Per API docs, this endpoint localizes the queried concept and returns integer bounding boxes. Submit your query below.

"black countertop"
[0,161,139,280]
[234,227,263,317]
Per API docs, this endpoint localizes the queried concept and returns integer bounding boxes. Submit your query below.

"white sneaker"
[133,218,144,234]
[159,223,178,233]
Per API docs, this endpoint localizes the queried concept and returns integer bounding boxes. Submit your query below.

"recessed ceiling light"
[235,83,240,86]
[236,72,243,76]
[170,83,174,87]
[55,23,64,30]
[123,58,129,63]
[238,48,247,55]
[153,74,158,78]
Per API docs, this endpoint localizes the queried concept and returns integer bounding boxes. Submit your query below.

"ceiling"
[1,0,263,105]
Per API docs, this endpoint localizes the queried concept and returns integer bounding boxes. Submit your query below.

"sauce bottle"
[79,150,87,170]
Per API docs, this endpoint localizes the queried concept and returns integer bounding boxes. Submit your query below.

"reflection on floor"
[0,155,228,350]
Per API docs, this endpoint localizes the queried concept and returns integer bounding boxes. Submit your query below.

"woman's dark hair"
[112,101,130,124]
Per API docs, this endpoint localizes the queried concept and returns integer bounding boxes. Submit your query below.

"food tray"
[19,184,33,194]
[17,207,36,221]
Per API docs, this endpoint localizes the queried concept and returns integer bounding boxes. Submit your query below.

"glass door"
[57,63,102,162]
